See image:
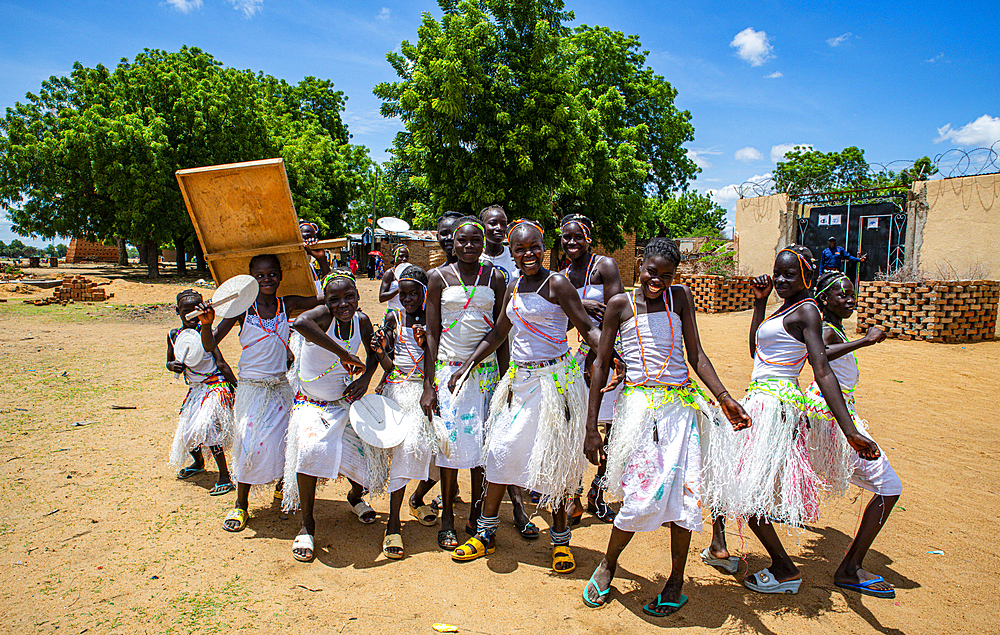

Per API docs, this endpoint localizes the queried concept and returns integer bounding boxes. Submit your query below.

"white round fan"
[349,394,408,449]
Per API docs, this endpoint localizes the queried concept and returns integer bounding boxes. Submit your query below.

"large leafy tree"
[374,0,697,247]
[774,146,939,197]
[1,47,370,277]
[638,191,726,240]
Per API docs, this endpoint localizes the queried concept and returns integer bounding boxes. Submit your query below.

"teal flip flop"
[642,592,688,617]
[583,571,612,608]
[176,466,205,479]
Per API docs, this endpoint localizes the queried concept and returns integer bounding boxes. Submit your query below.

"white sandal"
[701,547,739,574]
[351,500,377,524]
[744,568,802,594]
[292,534,314,562]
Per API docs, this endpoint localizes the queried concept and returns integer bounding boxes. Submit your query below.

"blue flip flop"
[176,466,205,479]
[835,576,896,599]
[583,571,612,608]
[642,592,688,617]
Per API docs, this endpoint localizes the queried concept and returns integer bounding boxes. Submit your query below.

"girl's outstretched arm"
[550,274,602,350]
[584,294,627,465]
[825,326,886,361]
[194,303,238,353]
[799,306,880,461]
[677,286,751,430]
[284,294,321,315]
[292,305,364,372]
[378,269,398,303]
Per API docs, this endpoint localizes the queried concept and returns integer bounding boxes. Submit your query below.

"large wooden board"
[176,158,315,300]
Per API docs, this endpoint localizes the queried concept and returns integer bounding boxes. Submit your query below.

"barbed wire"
[736,141,1000,199]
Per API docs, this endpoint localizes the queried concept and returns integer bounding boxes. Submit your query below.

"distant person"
[349,257,358,276]
[479,205,518,284]
[821,237,865,273]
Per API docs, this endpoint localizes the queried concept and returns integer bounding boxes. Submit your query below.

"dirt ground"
[1,263,998,634]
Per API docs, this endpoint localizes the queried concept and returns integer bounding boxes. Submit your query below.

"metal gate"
[795,194,907,284]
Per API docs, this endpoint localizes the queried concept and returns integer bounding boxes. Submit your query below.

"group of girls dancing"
[165,208,902,617]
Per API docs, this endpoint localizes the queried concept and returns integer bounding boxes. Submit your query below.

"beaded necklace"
[754,298,817,367]
[624,287,686,387]
[241,298,289,352]
[301,315,354,383]
[442,262,483,333]
[510,274,568,346]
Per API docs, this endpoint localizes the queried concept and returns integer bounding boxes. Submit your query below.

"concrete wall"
[735,193,788,277]
[914,173,1000,278]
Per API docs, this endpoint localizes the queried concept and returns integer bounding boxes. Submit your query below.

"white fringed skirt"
[803,383,902,498]
[232,376,294,486]
[484,354,587,508]
[169,380,235,467]
[703,378,821,528]
[435,356,498,470]
[384,377,441,493]
[281,393,390,512]
[602,384,715,533]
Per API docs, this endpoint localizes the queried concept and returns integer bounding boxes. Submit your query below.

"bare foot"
[584,559,615,606]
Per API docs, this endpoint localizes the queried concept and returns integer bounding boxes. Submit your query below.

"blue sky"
[2,0,998,246]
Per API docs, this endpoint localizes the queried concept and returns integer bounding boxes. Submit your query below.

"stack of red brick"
[855,280,998,343]
[674,274,755,313]
[50,275,114,303]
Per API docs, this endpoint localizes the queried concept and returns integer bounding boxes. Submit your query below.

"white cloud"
[686,148,721,170]
[765,71,783,79]
[735,147,764,162]
[708,173,773,209]
[826,32,851,47]
[166,0,202,13]
[378,7,391,20]
[935,115,1000,147]
[730,27,774,67]
[926,53,944,63]
[229,0,262,18]
[770,143,812,163]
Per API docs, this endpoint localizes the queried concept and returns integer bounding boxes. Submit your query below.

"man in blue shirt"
[820,237,865,272]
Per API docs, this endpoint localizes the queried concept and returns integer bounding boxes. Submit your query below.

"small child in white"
[167,289,238,495]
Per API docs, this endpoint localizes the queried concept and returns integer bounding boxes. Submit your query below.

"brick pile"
[674,274,755,313]
[40,275,115,304]
[855,280,999,343]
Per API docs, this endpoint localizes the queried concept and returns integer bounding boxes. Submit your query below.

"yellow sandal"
[552,545,576,574]
[451,535,495,562]
[223,508,248,532]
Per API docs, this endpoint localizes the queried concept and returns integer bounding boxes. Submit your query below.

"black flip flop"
[438,529,459,551]
[517,520,540,539]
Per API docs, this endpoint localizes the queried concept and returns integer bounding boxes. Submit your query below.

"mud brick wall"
[856,280,998,343]
[593,233,638,289]
[65,237,119,263]
[674,274,755,313]
[395,239,446,272]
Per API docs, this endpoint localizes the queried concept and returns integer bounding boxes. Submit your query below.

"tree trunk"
[138,241,148,265]
[116,236,128,267]
[144,240,159,278]
[193,238,206,272]
[174,235,187,276]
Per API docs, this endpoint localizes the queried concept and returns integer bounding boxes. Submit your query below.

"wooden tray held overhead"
[175,158,315,301]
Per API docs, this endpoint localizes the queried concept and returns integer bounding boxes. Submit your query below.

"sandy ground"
[1,266,998,634]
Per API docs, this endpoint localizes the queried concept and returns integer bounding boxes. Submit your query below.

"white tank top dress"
[298,313,363,402]
[238,298,291,380]
[508,274,570,364]
[609,287,704,533]
[435,264,499,469]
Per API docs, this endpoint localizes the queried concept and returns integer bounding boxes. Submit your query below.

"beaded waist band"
[513,351,571,369]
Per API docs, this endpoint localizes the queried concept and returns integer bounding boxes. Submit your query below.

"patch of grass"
[167,575,254,635]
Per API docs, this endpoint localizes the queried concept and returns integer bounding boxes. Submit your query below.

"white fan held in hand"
[185,274,258,321]
[172,329,205,381]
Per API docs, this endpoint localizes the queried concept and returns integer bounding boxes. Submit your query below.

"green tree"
[374,0,697,248]
[637,191,726,240]
[774,146,875,195]
[1,47,371,277]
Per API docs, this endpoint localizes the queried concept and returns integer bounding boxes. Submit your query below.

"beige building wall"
[915,173,1000,278]
[735,193,788,277]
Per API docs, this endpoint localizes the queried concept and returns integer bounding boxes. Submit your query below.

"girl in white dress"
[283,269,380,562]
[802,271,901,598]
[421,216,508,550]
[288,221,331,396]
[371,265,446,559]
[167,289,238,496]
[197,254,325,532]
[581,238,750,615]
[379,244,411,326]
[560,213,625,523]
[703,245,881,595]
[449,220,601,574]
